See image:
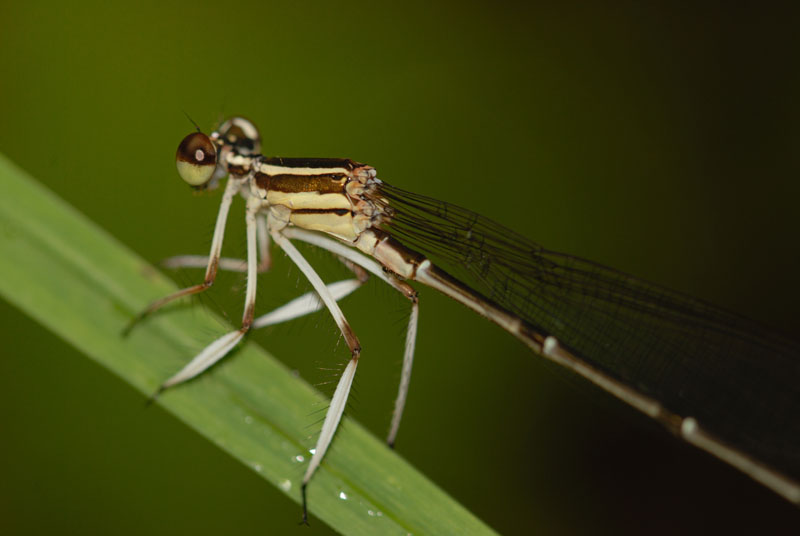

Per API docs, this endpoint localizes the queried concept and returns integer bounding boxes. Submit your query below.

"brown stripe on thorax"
[254,172,348,194]
[292,208,352,216]
[260,157,360,170]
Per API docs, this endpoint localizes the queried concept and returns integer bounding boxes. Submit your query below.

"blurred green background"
[1,1,799,534]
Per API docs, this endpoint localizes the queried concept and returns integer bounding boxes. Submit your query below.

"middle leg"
[282,227,420,447]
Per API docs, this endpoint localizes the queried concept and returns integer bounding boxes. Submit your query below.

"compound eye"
[176,132,218,187]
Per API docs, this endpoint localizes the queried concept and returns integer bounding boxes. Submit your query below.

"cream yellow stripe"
[257,163,351,176]
[266,190,351,210]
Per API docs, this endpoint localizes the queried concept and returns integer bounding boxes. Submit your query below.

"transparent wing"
[376,182,800,481]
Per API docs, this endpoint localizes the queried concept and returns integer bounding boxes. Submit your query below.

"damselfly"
[128,116,800,521]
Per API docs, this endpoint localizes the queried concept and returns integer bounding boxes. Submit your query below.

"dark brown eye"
[176,132,218,186]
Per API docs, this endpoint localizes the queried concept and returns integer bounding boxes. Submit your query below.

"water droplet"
[279,479,292,492]
[338,491,348,500]
[253,463,263,472]
[368,510,375,516]
[294,454,305,463]
[309,448,316,455]
[244,415,253,425]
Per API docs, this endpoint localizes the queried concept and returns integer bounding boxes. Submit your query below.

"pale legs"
[148,219,365,393]
[277,228,420,523]
[123,178,243,336]
[131,194,420,523]
[282,228,420,447]
[152,196,261,395]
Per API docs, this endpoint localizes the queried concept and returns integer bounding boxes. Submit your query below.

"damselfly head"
[175,132,218,188]
[214,116,261,156]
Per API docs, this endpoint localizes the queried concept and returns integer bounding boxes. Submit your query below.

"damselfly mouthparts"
[129,116,800,522]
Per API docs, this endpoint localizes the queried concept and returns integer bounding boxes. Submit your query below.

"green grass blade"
[0,153,496,535]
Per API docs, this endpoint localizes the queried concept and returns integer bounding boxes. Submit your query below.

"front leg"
[123,177,241,335]
[153,196,262,395]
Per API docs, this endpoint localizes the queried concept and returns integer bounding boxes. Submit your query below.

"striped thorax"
[175,117,419,278]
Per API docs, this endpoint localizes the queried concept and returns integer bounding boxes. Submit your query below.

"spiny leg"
[152,224,366,399]
[386,298,418,448]
[161,256,248,272]
[279,228,421,523]
[151,197,261,398]
[161,213,272,273]
[146,277,363,405]
[282,228,420,447]
[258,241,371,326]
[252,279,362,329]
[123,177,241,336]
[269,229,364,525]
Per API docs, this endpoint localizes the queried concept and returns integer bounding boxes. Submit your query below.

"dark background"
[1,2,799,534]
